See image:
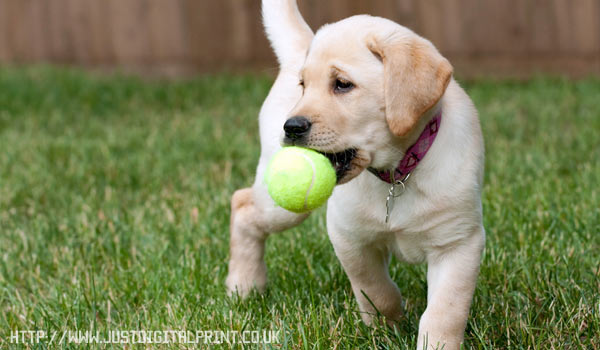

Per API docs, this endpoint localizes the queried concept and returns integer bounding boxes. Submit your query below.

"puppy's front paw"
[417,311,464,350]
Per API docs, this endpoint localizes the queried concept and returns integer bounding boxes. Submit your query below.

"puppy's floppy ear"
[367,33,453,137]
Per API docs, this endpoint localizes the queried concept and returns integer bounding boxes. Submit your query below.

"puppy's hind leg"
[226,72,311,297]
[226,183,309,297]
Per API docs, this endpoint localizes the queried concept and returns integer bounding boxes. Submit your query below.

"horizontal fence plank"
[0,0,598,77]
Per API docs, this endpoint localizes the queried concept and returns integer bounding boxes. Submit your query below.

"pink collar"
[368,111,442,184]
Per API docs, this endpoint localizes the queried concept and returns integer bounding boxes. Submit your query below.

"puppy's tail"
[262,0,313,70]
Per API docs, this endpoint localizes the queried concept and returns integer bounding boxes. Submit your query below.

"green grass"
[0,66,598,349]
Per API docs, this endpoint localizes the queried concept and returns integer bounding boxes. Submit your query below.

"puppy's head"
[282,15,453,184]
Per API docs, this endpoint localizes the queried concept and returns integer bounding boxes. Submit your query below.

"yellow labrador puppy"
[226,1,485,349]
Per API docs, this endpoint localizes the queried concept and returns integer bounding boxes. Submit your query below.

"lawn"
[0,66,598,349]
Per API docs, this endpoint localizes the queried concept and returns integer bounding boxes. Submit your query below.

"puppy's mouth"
[319,149,356,181]
[315,148,367,184]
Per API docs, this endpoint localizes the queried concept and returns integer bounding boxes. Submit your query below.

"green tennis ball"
[265,146,336,213]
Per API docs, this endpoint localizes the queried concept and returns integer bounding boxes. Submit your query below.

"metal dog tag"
[385,172,410,223]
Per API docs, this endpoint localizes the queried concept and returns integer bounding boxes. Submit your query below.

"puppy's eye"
[334,79,354,93]
[299,80,304,88]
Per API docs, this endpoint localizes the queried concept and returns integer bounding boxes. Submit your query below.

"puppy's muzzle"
[283,116,311,142]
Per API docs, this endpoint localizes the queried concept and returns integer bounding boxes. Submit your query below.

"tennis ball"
[265,146,336,213]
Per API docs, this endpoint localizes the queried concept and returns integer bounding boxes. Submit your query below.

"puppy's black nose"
[283,116,311,140]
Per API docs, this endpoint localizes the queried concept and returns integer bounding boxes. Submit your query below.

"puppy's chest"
[330,180,432,263]
[390,234,428,263]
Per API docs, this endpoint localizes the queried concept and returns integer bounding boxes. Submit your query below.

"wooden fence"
[0,0,599,77]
